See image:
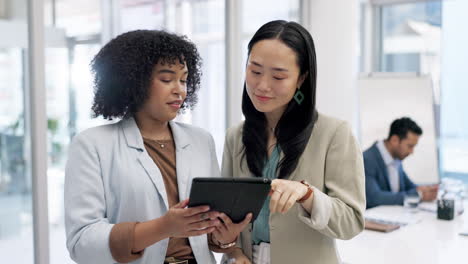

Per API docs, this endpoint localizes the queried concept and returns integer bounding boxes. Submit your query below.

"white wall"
[358,74,439,184]
[305,0,361,135]
[6,0,26,20]
[0,20,66,48]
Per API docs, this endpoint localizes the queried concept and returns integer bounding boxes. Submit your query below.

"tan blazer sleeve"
[221,128,234,179]
[298,121,366,240]
[220,127,245,251]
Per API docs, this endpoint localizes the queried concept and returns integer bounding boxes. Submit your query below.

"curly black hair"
[91,30,202,120]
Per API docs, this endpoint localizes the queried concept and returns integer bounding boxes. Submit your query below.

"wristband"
[297,180,313,203]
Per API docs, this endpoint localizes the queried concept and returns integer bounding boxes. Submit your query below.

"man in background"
[364,117,438,208]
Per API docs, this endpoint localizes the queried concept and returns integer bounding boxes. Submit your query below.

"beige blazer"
[221,113,366,264]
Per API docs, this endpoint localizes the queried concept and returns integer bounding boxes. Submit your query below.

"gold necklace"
[144,135,172,148]
[152,139,170,148]
[155,141,165,148]
[143,127,172,148]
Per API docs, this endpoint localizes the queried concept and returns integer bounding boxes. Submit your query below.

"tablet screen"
[188,177,271,223]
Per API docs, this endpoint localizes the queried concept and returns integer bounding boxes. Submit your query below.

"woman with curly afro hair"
[64,30,230,264]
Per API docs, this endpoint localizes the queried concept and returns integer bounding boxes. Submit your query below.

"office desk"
[337,201,468,264]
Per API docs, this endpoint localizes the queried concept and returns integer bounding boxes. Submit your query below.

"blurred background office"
[0,0,466,263]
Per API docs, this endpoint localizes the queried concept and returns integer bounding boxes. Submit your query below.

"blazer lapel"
[170,121,192,201]
[121,117,169,210]
[371,143,391,191]
[397,164,406,192]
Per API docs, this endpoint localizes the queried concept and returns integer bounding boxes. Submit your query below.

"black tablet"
[188,177,272,223]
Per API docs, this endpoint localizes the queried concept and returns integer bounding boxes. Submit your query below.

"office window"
[187,0,226,158]
[383,53,420,72]
[0,1,34,262]
[44,47,71,264]
[54,0,101,37]
[371,0,468,183]
[120,0,165,33]
[241,0,301,68]
[241,0,300,35]
[440,0,468,184]
[0,49,33,263]
[44,1,106,264]
[380,1,441,73]
[46,43,104,264]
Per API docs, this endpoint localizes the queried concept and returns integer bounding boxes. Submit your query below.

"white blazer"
[64,117,220,264]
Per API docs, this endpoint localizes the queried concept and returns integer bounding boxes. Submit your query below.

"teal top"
[251,145,280,245]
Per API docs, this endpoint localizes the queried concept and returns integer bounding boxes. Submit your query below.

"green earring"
[294,88,304,105]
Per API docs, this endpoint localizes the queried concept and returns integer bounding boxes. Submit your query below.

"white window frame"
[365,0,441,72]
[27,0,49,264]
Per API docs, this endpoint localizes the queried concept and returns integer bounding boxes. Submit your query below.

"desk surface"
[337,201,468,264]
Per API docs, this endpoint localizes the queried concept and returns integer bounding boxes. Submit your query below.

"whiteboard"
[358,73,439,184]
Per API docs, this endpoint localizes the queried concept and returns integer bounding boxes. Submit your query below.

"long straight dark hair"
[242,20,318,179]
